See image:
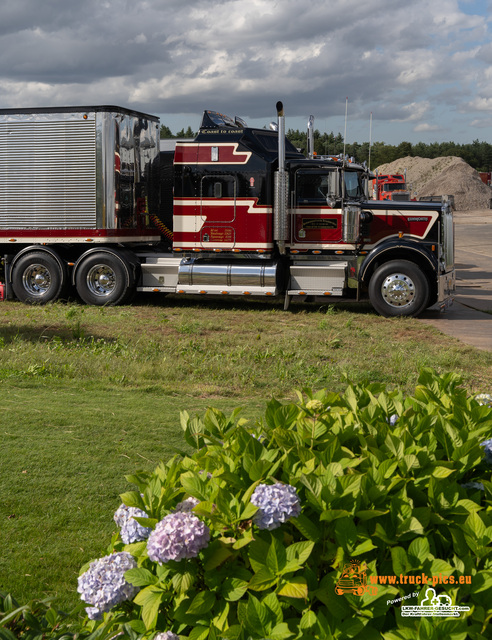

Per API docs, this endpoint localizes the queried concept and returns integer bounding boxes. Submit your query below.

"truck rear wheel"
[368,260,430,317]
[75,251,136,306]
[12,251,66,304]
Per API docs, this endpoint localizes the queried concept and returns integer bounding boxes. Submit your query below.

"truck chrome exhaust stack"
[274,101,288,255]
[307,115,315,159]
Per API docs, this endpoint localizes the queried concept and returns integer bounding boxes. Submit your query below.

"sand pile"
[375,156,492,210]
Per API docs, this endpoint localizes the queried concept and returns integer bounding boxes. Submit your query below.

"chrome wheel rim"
[381,273,415,308]
[86,264,116,297]
[22,264,52,296]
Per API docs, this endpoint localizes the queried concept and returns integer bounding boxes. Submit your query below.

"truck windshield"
[383,183,407,191]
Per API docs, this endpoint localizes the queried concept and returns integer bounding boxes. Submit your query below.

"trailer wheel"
[368,260,430,317]
[75,251,135,306]
[12,252,66,304]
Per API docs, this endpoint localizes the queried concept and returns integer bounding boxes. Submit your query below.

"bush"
[0,591,87,640]
[76,369,492,640]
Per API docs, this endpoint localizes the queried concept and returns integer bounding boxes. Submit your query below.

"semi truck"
[371,172,412,202]
[0,102,455,317]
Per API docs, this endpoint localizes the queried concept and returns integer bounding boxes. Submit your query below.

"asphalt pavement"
[419,210,492,351]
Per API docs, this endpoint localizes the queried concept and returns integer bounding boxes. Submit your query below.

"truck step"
[139,256,181,289]
[288,261,347,295]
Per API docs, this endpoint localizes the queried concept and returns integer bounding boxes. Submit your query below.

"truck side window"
[296,173,329,204]
[201,175,236,199]
[344,171,363,198]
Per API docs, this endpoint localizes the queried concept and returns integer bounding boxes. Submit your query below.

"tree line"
[160,124,492,172]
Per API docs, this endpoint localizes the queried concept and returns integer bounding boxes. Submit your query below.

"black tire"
[12,251,66,304]
[75,251,136,306]
[368,260,430,317]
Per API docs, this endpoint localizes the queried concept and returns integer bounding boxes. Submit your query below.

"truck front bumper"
[437,269,456,305]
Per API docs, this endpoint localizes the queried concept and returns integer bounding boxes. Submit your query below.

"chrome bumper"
[438,269,456,303]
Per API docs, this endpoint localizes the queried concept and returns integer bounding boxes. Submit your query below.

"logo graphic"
[401,588,471,617]
[335,559,378,596]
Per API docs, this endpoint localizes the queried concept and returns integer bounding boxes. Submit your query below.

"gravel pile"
[375,156,492,210]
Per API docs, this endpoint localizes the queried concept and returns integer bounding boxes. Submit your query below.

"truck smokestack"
[274,101,288,254]
[307,115,315,160]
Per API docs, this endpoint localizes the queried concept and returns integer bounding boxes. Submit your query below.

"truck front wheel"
[12,251,66,304]
[368,260,430,317]
[75,251,136,306]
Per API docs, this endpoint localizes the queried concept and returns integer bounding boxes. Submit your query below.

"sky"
[1,0,492,145]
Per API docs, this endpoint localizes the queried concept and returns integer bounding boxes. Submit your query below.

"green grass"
[1,295,492,612]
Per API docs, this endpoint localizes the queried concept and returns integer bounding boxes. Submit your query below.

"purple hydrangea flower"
[480,438,492,464]
[147,512,210,564]
[475,393,492,407]
[173,497,200,513]
[154,633,180,640]
[250,483,301,530]
[114,504,152,544]
[77,552,139,620]
[461,481,485,491]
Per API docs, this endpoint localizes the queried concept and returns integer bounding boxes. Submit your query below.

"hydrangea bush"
[78,369,492,640]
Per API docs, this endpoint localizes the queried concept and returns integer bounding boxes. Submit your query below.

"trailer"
[0,103,455,317]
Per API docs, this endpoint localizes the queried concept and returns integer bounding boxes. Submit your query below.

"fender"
[359,238,438,284]
[72,246,140,287]
[10,244,67,273]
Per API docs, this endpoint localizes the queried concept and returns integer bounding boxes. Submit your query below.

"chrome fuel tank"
[178,259,279,288]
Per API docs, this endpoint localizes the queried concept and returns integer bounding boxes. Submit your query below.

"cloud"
[1,0,491,143]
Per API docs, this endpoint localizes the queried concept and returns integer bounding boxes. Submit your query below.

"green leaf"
[285,540,315,565]
[391,546,409,575]
[355,509,389,521]
[180,472,209,501]
[222,577,250,601]
[266,535,287,574]
[186,591,216,615]
[249,568,277,591]
[204,544,235,571]
[432,466,455,478]
[408,537,430,565]
[119,491,145,509]
[239,501,258,521]
[463,511,486,540]
[172,569,196,594]
[124,567,158,587]
[291,513,321,541]
[470,570,492,594]
[188,626,210,640]
[133,585,164,630]
[278,576,308,599]
[320,509,352,522]
[352,539,377,556]
[246,594,272,637]
[268,622,296,640]
[300,609,318,630]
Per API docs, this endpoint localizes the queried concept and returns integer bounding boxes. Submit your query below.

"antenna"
[369,112,373,171]
[343,97,348,164]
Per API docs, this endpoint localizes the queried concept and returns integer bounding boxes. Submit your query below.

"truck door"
[200,174,237,249]
[292,170,343,245]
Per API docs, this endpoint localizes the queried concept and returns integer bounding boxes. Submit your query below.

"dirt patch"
[375,156,492,210]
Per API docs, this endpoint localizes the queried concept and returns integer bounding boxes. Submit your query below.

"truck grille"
[392,193,410,202]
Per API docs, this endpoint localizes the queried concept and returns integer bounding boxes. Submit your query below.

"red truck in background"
[372,172,412,202]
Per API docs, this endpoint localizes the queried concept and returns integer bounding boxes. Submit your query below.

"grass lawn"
[1,294,492,611]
